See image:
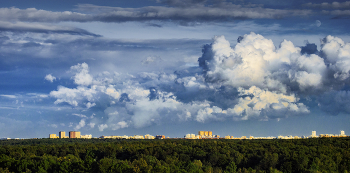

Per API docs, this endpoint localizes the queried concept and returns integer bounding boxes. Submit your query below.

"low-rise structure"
[81,134,92,139]
[0,138,11,140]
[49,134,58,138]
[134,135,144,139]
[145,134,155,139]
[156,135,165,139]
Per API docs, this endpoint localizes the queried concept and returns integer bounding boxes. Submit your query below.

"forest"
[0,137,350,173]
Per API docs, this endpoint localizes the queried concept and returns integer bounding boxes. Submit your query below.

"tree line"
[0,138,350,172]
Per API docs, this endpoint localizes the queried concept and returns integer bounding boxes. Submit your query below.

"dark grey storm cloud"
[0,2,312,25]
[303,1,350,17]
[0,21,100,36]
[158,0,208,7]
[304,1,350,9]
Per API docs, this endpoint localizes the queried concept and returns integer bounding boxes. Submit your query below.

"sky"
[1,0,350,138]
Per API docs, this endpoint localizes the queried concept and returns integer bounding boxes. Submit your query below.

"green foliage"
[0,138,350,172]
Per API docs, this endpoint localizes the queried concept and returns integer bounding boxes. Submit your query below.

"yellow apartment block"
[49,134,58,138]
[69,131,81,138]
[204,131,208,136]
[199,131,213,137]
[59,131,68,138]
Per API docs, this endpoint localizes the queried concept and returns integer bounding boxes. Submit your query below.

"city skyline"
[12,129,348,140]
[1,0,350,138]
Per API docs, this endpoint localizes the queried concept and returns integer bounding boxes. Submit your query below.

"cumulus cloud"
[70,62,93,86]
[75,119,86,130]
[88,122,95,128]
[50,86,98,107]
[199,33,329,93]
[47,32,350,130]
[86,102,96,109]
[228,86,309,120]
[321,35,350,80]
[98,124,108,131]
[110,121,129,130]
[45,74,56,82]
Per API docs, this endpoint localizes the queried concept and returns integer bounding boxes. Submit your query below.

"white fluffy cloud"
[110,121,129,130]
[199,32,330,93]
[88,122,95,128]
[45,74,56,82]
[321,35,350,80]
[126,90,180,128]
[229,86,309,120]
[98,124,108,131]
[74,119,86,130]
[70,62,93,86]
[50,86,98,107]
[47,32,350,131]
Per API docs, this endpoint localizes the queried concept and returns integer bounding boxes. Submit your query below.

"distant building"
[156,135,165,139]
[185,134,194,139]
[198,131,213,138]
[185,134,200,139]
[49,134,58,138]
[0,138,11,140]
[81,134,92,139]
[134,135,144,139]
[69,131,81,138]
[59,131,67,138]
[341,130,345,136]
[144,134,155,139]
[312,131,317,138]
[120,135,128,139]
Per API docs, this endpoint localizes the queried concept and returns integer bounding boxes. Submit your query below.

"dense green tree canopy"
[0,138,350,173]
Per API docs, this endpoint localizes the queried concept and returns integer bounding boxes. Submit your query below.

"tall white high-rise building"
[312,131,316,137]
[341,130,345,136]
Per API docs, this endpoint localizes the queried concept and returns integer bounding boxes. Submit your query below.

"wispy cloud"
[0,95,17,99]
